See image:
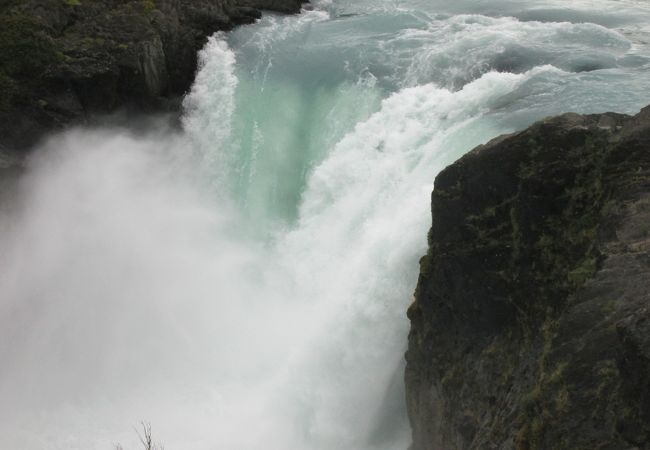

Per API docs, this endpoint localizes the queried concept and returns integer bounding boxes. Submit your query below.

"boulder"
[406,107,650,449]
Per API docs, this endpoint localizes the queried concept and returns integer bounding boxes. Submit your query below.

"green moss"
[516,410,547,450]
[594,360,619,403]
[441,362,465,388]
[548,362,568,384]
[567,257,598,287]
[121,0,157,15]
[142,0,156,13]
[0,12,61,108]
[465,197,518,249]
[516,320,568,449]
[521,384,542,413]
[0,14,60,78]
[555,386,570,413]
[419,254,433,277]
[529,416,545,449]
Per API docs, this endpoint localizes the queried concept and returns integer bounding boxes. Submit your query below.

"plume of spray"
[1,1,649,448]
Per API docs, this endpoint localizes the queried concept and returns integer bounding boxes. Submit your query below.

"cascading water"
[1,0,649,449]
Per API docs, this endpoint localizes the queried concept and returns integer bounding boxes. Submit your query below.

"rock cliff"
[0,0,304,151]
[406,107,650,449]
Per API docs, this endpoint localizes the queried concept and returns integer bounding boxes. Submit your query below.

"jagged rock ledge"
[0,0,306,151]
[406,106,650,449]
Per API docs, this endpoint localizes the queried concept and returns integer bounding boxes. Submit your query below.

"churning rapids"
[1,0,650,449]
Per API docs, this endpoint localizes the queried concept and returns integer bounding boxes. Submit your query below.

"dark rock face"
[236,0,304,14]
[0,0,304,151]
[406,107,650,449]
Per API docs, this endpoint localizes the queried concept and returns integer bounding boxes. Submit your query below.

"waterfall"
[1,0,649,449]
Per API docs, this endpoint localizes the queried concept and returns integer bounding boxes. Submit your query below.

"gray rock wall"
[406,107,650,449]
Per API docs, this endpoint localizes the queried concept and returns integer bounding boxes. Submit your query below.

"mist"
[2,0,650,448]
[0,118,414,450]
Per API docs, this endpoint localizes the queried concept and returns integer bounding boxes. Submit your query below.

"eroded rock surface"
[406,107,650,449]
[0,0,304,150]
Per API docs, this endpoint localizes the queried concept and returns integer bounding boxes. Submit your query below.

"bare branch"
[134,421,158,450]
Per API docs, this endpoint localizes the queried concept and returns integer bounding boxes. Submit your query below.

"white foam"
[183,34,239,192]
[1,0,650,449]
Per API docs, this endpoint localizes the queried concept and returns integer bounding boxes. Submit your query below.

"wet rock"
[406,106,650,449]
[0,0,303,151]
[236,0,307,14]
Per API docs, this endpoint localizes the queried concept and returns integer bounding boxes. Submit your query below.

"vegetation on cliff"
[0,0,304,151]
[0,11,61,110]
[406,107,650,450]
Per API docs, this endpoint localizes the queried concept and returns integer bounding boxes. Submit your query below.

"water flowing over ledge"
[0,0,650,449]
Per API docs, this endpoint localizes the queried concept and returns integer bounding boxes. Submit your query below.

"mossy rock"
[0,12,61,108]
[406,108,650,450]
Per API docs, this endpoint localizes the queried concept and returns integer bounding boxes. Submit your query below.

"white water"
[1,1,650,449]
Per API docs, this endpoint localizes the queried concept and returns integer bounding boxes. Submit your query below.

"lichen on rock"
[406,106,650,450]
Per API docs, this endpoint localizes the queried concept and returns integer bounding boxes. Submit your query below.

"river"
[1,0,649,448]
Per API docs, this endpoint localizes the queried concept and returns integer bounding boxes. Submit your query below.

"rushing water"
[1,1,650,449]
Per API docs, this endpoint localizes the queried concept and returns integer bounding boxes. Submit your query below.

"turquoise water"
[189,0,650,228]
[1,0,650,449]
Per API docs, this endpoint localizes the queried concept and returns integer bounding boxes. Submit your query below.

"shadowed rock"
[406,106,650,449]
[0,0,306,151]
